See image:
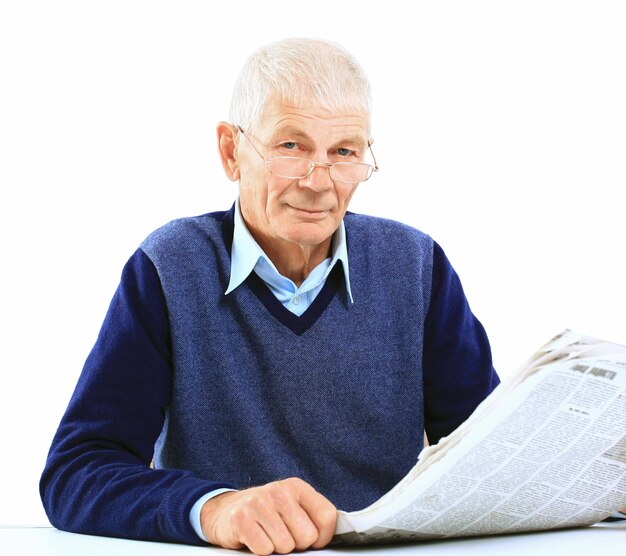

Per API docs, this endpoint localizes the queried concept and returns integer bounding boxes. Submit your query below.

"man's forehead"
[258,98,370,142]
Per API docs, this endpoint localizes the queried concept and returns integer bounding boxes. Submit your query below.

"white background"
[1,1,624,526]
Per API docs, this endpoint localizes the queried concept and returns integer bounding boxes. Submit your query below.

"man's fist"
[200,477,337,555]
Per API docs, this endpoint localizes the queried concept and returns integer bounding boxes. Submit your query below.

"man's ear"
[216,122,240,181]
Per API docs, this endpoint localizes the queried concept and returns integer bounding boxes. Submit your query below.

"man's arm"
[40,249,337,551]
[422,242,500,444]
[39,249,235,545]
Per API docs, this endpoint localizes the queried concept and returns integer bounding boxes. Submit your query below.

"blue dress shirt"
[225,198,353,314]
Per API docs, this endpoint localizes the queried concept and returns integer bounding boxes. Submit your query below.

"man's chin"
[280,222,335,247]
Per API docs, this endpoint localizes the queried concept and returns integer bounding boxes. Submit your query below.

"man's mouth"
[288,205,331,217]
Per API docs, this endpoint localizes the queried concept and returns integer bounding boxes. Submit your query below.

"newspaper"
[334,330,626,544]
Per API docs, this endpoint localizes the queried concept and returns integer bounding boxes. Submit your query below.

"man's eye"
[337,148,354,157]
[281,142,298,150]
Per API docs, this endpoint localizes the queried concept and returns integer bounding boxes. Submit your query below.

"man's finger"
[236,519,276,556]
[254,508,297,554]
[294,481,338,548]
[278,497,320,550]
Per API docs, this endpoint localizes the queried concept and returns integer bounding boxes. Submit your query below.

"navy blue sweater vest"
[142,209,433,512]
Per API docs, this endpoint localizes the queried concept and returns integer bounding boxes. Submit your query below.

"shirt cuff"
[189,488,238,542]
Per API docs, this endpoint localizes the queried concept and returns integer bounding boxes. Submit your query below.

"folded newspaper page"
[334,330,626,544]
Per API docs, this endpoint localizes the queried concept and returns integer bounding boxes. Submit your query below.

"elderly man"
[40,38,499,555]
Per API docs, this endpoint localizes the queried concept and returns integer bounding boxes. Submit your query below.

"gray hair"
[229,38,372,133]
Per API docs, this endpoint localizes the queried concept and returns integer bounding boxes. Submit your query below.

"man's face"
[236,98,370,250]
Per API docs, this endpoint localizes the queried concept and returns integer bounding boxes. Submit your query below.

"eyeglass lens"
[268,157,372,183]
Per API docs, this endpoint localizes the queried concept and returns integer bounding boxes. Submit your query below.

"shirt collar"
[225,198,353,303]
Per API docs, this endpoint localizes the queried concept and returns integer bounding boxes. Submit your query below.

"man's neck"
[254,235,332,287]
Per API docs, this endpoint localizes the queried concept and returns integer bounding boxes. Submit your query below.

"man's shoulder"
[343,212,435,295]
[343,211,433,246]
[140,210,230,258]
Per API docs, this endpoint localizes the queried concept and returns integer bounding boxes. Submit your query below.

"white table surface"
[2,523,624,555]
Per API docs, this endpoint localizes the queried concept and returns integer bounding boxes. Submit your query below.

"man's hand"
[200,477,337,555]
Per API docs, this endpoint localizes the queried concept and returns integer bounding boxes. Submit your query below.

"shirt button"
[293,295,302,305]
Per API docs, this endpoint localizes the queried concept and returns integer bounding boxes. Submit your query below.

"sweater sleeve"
[39,248,236,545]
[422,242,500,445]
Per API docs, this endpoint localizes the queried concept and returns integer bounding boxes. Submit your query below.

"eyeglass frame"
[236,125,379,183]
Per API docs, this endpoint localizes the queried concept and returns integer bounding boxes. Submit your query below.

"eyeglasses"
[237,126,379,184]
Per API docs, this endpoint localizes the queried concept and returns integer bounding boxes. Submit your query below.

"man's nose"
[298,163,333,191]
